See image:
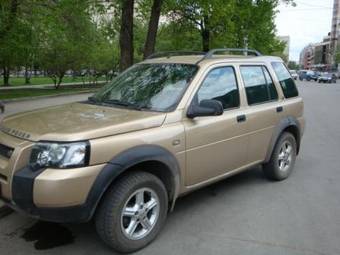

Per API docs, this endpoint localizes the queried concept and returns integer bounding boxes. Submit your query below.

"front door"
[184,66,248,186]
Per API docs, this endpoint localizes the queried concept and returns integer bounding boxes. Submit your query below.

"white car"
[289,70,298,80]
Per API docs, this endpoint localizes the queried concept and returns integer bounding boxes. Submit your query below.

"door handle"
[236,114,246,123]
[276,106,283,113]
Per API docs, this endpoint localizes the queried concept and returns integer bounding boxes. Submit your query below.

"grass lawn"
[0,87,99,100]
[0,76,106,87]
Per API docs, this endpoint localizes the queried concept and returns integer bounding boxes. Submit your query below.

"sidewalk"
[0,80,106,90]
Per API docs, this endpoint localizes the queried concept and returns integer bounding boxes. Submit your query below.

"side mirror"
[187,99,223,119]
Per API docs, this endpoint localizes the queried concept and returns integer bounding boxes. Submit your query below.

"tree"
[143,0,163,59]
[167,0,235,52]
[38,0,96,88]
[119,0,134,71]
[0,0,20,86]
[88,34,119,83]
[288,61,299,70]
[163,0,292,55]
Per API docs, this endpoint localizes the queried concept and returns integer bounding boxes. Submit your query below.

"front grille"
[0,144,14,159]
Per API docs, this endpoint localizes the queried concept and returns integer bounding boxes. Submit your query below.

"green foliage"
[0,0,292,89]
[0,0,118,88]
[288,61,299,70]
[152,0,288,56]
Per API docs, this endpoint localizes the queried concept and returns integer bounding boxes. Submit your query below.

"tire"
[95,171,168,253]
[263,132,297,181]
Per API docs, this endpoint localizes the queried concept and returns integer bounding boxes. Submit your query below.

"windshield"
[91,63,198,112]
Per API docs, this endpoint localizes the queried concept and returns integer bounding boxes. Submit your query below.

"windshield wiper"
[102,99,147,111]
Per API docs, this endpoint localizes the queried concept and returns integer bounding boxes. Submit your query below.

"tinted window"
[263,67,278,100]
[240,66,278,105]
[271,62,299,98]
[197,67,239,110]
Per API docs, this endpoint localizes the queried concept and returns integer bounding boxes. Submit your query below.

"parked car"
[0,49,305,253]
[299,70,319,81]
[289,70,298,80]
[318,73,337,83]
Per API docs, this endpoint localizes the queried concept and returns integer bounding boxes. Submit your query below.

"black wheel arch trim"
[86,144,181,220]
[264,116,302,163]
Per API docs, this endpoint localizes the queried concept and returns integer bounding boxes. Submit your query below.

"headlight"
[30,142,90,169]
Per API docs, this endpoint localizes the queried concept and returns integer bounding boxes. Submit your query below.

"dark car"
[318,73,337,83]
[0,101,4,113]
[299,70,319,81]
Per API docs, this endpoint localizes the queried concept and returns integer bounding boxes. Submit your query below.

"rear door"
[239,65,281,164]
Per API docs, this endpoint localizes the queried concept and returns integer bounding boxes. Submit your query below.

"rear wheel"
[95,171,168,253]
[263,132,297,181]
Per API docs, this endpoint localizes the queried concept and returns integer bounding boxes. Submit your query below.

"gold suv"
[0,49,304,253]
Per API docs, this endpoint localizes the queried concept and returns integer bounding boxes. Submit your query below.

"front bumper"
[0,164,105,223]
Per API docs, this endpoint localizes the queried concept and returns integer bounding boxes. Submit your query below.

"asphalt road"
[0,81,340,255]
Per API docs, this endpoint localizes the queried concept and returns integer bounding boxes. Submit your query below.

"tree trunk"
[55,73,64,89]
[51,75,57,88]
[143,0,163,59]
[200,15,210,52]
[3,67,10,86]
[201,29,210,52]
[119,0,134,72]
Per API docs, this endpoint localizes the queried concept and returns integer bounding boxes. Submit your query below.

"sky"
[275,0,334,62]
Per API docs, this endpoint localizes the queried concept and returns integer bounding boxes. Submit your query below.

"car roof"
[142,55,284,67]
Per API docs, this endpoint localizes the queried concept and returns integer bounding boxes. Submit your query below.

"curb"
[0,81,106,90]
[2,89,97,104]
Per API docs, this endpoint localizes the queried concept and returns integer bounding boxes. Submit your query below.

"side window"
[271,62,299,98]
[197,67,239,110]
[262,67,278,100]
[240,66,278,105]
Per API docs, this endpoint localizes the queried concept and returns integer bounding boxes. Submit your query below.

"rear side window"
[271,62,299,98]
[240,66,278,105]
[197,67,239,110]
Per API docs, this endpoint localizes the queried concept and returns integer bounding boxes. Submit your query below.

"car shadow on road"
[9,166,268,253]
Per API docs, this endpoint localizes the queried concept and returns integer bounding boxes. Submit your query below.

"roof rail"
[196,48,262,64]
[146,51,205,60]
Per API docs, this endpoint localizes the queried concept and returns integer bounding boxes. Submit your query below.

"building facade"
[330,0,340,65]
[299,44,314,70]
[300,35,332,71]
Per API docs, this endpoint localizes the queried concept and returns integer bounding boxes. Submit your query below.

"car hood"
[0,102,166,142]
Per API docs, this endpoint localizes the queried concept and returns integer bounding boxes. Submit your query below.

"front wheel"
[95,171,168,253]
[263,132,297,181]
